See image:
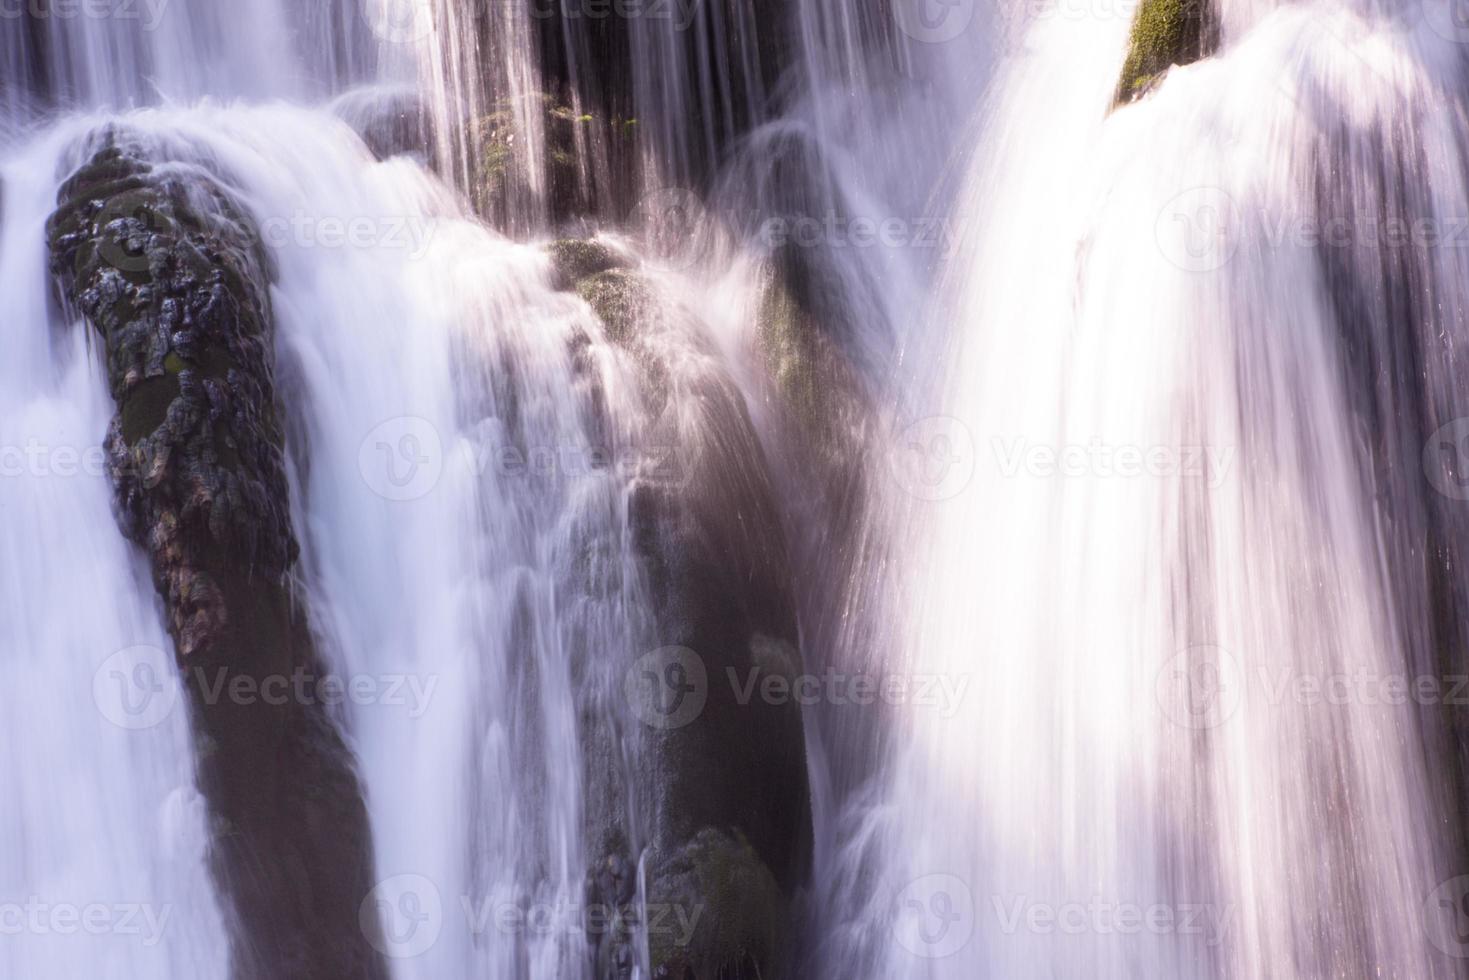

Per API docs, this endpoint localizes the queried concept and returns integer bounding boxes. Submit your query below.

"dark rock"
[47,134,386,980]
[331,86,435,164]
[472,94,639,230]
[565,263,813,980]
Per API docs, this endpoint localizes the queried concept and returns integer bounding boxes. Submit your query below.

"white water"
[849,1,1469,978]
[7,0,1469,977]
[0,120,227,979]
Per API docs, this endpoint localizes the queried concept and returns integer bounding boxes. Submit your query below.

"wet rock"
[556,258,812,980]
[647,829,785,980]
[472,94,639,229]
[48,134,385,980]
[576,268,656,347]
[331,86,435,164]
[1113,0,1217,106]
[546,237,636,292]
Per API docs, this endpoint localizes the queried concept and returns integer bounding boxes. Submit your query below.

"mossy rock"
[576,268,658,348]
[48,134,386,980]
[1113,0,1216,107]
[472,93,637,227]
[647,828,787,980]
[545,238,635,292]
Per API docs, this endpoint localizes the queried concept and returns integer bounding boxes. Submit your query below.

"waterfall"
[7,0,1469,978]
[848,1,1469,977]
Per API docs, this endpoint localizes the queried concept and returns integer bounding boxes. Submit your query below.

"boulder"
[47,134,386,980]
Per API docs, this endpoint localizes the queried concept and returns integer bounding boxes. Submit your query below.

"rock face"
[550,242,813,980]
[48,136,385,980]
[474,94,640,230]
[1113,0,1217,106]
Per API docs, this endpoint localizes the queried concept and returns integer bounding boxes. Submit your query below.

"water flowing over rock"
[47,135,385,980]
[558,246,813,980]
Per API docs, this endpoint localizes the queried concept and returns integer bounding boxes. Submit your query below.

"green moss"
[648,828,784,980]
[163,351,187,374]
[1113,0,1214,107]
[576,269,655,347]
[545,238,634,290]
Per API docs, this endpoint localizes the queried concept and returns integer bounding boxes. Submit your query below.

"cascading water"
[9,0,1469,978]
[842,1,1469,978]
[0,117,228,980]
